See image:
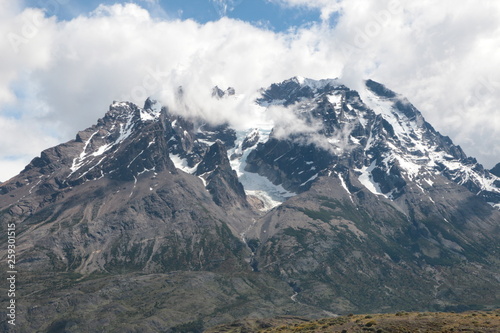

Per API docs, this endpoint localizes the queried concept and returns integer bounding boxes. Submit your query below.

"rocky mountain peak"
[491,163,500,177]
[365,79,397,98]
[195,140,230,175]
[247,77,500,208]
[212,86,236,99]
[195,140,248,209]
[258,77,342,106]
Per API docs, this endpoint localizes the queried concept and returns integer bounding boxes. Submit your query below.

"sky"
[1,0,499,181]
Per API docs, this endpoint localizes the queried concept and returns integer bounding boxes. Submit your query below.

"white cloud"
[269,0,342,21]
[211,0,241,17]
[1,0,500,181]
[0,3,342,180]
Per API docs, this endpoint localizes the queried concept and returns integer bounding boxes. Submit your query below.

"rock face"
[196,140,249,210]
[1,78,500,332]
[491,163,500,177]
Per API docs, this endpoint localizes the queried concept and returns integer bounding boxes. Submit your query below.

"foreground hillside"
[206,309,500,333]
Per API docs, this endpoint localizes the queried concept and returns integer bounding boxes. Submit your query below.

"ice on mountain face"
[356,161,387,198]
[441,158,500,193]
[363,89,411,140]
[229,128,270,176]
[241,168,295,211]
[77,156,107,181]
[116,113,135,143]
[230,121,273,161]
[170,154,199,174]
[90,113,135,158]
[140,99,162,122]
[363,89,451,179]
[140,109,159,121]
[259,77,344,109]
[327,93,342,106]
[383,144,422,181]
[70,130,100,173]
[229,127,295,211]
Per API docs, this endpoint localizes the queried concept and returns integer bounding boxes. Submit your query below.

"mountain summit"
[1,78,499,332]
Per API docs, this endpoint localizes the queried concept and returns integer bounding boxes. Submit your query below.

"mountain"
[1,77,499,332]
[492,163,500,177]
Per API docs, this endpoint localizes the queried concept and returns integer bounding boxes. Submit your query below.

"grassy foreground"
[206,309,500,332]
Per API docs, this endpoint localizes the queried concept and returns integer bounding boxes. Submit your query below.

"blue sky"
[22,0,330,31]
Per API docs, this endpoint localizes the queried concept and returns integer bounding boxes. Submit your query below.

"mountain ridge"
[2,77,499,211]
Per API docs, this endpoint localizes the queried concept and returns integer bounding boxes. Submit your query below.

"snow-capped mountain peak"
[140,98,162,121]
[249,77,500,209]
[2,77,498,213]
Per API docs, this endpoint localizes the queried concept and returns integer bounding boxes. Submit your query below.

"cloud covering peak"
[1,0,499,181]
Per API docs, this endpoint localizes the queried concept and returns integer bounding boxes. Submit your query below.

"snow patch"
[198,175,208,188]
[488,202,500,210]
[350,136,361,145]
[300,173,318,186]
[69,130,99,174]
[338,173,355,204]
[140,100,162,121]
[196,138,217,146]
[295,76,305,85]
[92,143,112,157]
[327,93,342,106]
[356,161,387,198]
[170,154,198,174]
